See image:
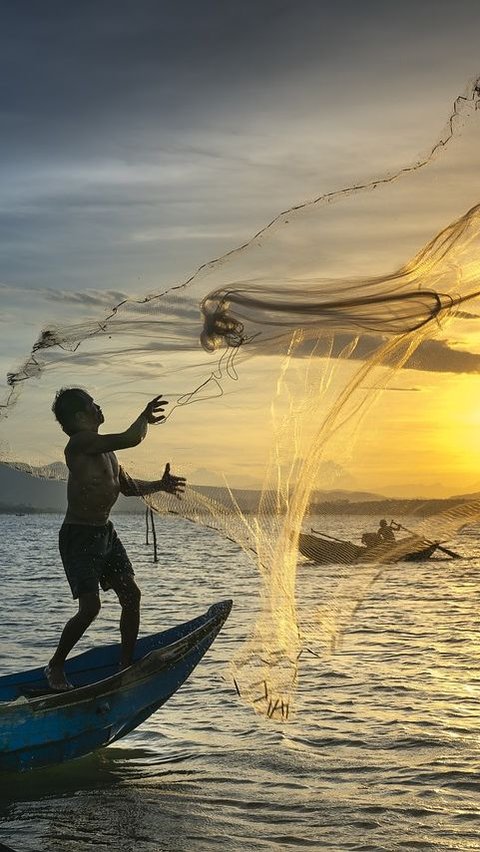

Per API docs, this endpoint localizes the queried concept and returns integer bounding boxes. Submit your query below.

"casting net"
[2,78,480,719]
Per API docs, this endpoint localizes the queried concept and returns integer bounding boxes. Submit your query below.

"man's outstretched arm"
[119,463,186,499]
[70,396,167,454]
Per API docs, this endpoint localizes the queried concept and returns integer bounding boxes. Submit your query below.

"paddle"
[393,520,462,560]
[311,528,354,545]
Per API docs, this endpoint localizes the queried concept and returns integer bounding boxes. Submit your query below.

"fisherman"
[377,519,399,542]
[45,388,186,691]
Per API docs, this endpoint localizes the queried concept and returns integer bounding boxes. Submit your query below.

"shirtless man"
[45,387,186,691]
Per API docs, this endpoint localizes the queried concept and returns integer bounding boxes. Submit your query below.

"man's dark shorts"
[59,521,134,599]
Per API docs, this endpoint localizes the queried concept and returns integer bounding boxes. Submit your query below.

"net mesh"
[2,77,480,720]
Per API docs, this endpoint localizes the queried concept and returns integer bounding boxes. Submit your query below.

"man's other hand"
[160,462,186,498]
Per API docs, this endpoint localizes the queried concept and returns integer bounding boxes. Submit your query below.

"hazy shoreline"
[1,496,474,519]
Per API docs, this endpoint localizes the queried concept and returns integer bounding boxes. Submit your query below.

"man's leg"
[109,574,141,669]
[46,592,101,689]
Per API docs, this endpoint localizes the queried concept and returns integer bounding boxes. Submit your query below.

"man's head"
[52,388,104,435]
[379,519,388,528]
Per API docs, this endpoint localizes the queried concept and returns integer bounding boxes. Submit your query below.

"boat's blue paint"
[0,603,228,701]
[0,600,232,773]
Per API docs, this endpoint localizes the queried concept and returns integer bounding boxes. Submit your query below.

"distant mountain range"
[0,462,478,517]
[449,490,480,501]
[0,463,387,513]
[0,463,143,514]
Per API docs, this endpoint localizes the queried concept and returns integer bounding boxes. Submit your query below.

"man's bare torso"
[64,437,120,525]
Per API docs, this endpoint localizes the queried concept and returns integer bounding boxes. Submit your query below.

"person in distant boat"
[45,388,186,691]
[377,519,399,543]
[361,531,381,548]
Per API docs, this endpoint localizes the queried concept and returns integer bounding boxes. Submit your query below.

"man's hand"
[142,395,168,425]
[160,462,186,499]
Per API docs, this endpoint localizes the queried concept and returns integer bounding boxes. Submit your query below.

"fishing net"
[2,77,480,720]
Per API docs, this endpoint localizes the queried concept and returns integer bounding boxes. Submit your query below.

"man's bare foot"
[44,663,74,692]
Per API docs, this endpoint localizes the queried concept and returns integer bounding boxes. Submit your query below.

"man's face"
[79,392,104,428]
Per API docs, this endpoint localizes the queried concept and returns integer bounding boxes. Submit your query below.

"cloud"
[403,339,480,373]
[6,279,480,377]
[352,335,480,375]
[2,1,480,392]
[0,282,129,308]
[360,385,423,391]
[260,330,480,375]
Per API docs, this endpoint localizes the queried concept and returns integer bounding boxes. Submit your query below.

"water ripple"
[1,514,480,850]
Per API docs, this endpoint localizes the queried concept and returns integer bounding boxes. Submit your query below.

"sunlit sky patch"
[2,1,480,497]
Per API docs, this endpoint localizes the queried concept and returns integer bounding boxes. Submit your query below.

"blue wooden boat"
[0,599,232,773]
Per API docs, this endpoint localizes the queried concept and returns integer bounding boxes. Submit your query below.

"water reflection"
[2,515,480,850]
[0,747,208,852]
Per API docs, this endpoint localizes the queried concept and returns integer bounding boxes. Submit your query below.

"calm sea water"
[1,513,480,851]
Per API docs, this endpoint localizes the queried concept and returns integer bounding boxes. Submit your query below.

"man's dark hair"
[52,388,90,435]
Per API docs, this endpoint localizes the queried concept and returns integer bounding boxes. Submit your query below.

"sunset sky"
[2,1,480,498]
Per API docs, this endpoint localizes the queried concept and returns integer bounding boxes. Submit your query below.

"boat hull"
[298,533,438,565]
[0,600,232,773]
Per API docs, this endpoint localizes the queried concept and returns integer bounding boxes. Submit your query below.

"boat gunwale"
[0,602,231,715]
